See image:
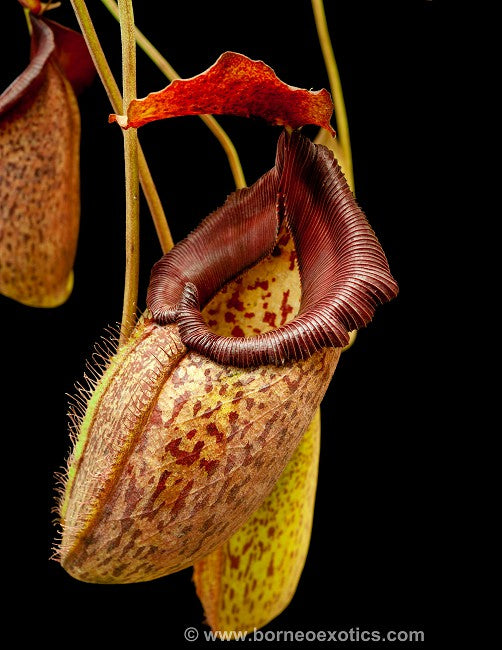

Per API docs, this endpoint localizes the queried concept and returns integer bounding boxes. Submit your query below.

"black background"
[1,0,443,644]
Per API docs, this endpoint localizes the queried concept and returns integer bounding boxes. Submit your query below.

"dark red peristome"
[0,15,94,118]
[147,131,399,367]
[0,17,53,117]
[146,167,280,323]
[43,18,95,95]
[110,52,335,135]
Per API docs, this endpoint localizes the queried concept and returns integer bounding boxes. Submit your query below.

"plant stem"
[100,0,247,190]
[311,0,354,192]
[117,0,140,345]
[23,8,33,34]
[69,0,173,254]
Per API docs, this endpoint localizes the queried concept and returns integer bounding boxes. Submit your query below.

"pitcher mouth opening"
[146,131,398,368]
